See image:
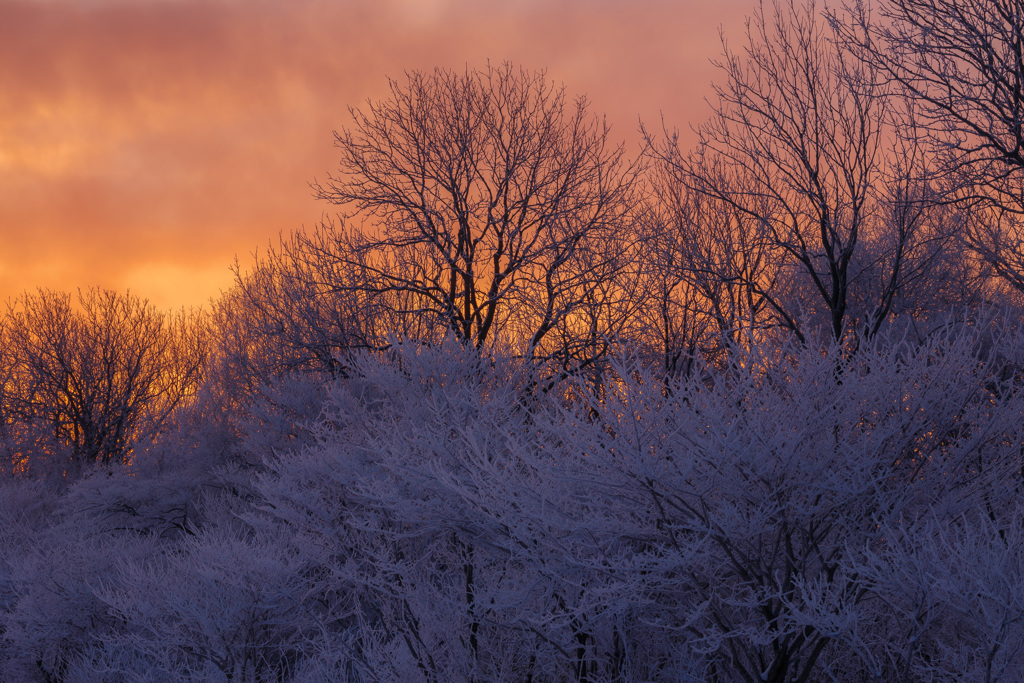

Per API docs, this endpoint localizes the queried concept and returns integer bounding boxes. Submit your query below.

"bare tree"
[3,288,208,473]
[218,230,384,387]
[843,0,1024,295]
[311,62,639,371]
[638,159,783,374]
[648,0,947,344]
[0,316,17,472]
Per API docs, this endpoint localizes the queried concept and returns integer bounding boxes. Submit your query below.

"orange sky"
[0,0,757,311]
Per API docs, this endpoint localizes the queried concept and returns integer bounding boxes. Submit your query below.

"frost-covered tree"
[219,319,1024,681]
[3,317,1023,681]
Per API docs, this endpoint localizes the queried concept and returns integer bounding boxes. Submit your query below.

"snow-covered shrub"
[249,340,580,680]
[1,519,159,681]
[73,524,323,682]
[562,321,1024,681]
[231,371,328,467]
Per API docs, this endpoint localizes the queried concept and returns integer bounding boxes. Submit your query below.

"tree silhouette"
[310,62,639,370]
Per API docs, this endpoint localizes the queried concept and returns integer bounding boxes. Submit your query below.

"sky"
[0,0,758,311]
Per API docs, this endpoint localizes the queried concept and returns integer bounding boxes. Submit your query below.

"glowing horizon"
[0,0,757,311]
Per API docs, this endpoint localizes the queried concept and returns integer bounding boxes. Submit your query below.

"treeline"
[3,0,1024,474]
[2,328,1023,681]
[2,0,1024,680]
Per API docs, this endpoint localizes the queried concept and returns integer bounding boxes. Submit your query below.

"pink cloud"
[0,0,756,309]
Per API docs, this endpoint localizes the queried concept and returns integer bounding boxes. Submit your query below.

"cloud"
[0,0,755,309]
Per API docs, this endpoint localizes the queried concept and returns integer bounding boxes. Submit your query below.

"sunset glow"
[0,0,756,310]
